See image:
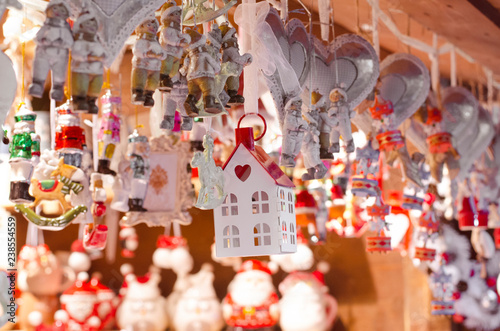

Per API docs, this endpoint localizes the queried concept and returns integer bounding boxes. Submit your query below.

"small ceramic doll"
[126,130,150,212]
[28,0,73,100]
[219,22,252,105]
[310,90,336,160]
[222,260,279,331]
[300,113,327,181]
[54,102,86,168]
[98,89,121,174]
[328,87,355,153]
[280,97,308,167]
[160,67,193,131]
[9,105,39,203]
[131,17,166,107]
[71,7,106,113]
[159,0,191,91]
[181,28,223,116]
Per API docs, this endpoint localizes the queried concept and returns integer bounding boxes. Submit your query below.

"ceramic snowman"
[9,105,39,203]
[54,102,86,168]
[71,6,106,113]
[222,260,279,331]
[28,0,73,100]
[278,266,337,331]
[116,267,168,331]
[174,264,224,331]
[131,17,166,107]
[126,130,150,212]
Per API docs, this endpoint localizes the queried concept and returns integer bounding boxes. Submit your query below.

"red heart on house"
[235,164,251,182]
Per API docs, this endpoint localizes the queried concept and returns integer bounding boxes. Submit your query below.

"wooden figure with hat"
[28,0,73,101]
[125,130,151,212]
[54,101,86,168]
[308,90,338,160]
[280,97,308,167]
[328,86,355,154]
[159,0,191,91]
[71,4,106,113]
[222,260,280,330]
[131,16,166,107]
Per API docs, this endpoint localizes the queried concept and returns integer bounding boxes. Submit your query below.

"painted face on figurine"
[139,20,159,35]
[329,91,343,103]
[288,100,302,112]
[47,3,69,19]
[128,141,150,156]
[166,10,182,24]
[80,18,99,35]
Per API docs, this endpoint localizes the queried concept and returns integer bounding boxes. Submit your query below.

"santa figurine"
[54,102,86,168]
[328,87,355,154]
[131,17,166,107]
[71,6,106,113]
[59,272,101,331]
[9,104,39,203]
[126,130,150,212]
[219,22,252,105]
[181,28,224,116]
[28,0,73,100]
[280,97,308,167]
[159,0,190,91]
[223,260,279,331]
[97,89,121,175]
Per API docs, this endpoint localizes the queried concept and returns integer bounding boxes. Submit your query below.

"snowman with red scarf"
[222,260,279,331]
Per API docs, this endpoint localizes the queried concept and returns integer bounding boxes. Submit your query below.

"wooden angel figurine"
[414,105,460,182]
[28,0,73,100]
[159,0,191,91]
[180,28,224,116]
[126,130,151,212]
[219,22,252,105]
[280,97,308,167]
[71,7,106,113]
[131,17,167,107]
[328,87,355,154]
[310,90,337,160]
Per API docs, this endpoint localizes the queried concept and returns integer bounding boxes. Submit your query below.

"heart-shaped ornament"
[385,213,410,249]
[235,165,251,182]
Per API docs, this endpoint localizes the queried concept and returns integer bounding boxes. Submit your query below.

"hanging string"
[103,68,111,89]
[65,52,72,100]
[19,4,28,107]
[406,14,411,54]
[331,1,339,86]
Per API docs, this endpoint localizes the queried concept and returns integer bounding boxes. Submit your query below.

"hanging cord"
[65,52,72,100]
[331,2,339,86]
[19,4,28,107]
[103,68,111,89]
[406,14,411,54]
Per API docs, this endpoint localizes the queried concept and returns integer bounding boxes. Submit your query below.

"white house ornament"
[158,0,190,91]
[214,114,297,257]
[28,0,73,101]
[9,104,40,203]
[97,89,121,175]
[222,260,279,330]
[120,134,194,227]
[54,101,86,168]
[191,133,226,210]
[71,6,106,113]
[131,17,166,107]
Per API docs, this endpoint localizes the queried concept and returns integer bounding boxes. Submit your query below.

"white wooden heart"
[69,0,166,67]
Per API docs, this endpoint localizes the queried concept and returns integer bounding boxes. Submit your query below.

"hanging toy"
[222,260,279,330]
[413,194,439,261]
[351,140,380,197]
[89,273,117,330]
[366,192,392,252]
[54,101,86,168]
[97,89,121,175]
[160,64,193,131]
[68,239,91,274]
[458,178,488,231]
[9,104,40,203]
[28,0,73,100]
[328,87,355,154]
[280,97,308,167]
[219,22,252,106]
[71,6,106,113]
[83,223,108,250]
[430,269,455,315]
[110,160,132,212]
[90,173,106,217]
[181,28,225,117]
[131,17,166,107]
[158,0,190,91]
[295,186,321,243]
[214,114,297,257]
[402,153,428,211]
[126,130,150,212]
[191,133,226,209]
[119,226,138,258]
[308,90,337,160]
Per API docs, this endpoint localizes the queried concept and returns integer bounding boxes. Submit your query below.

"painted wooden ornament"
[191,133,226,210]
[295,186,322,243]
[55,101,86,168]
[430,271,455,315]
[119,226,138,258]
[213,114,297,257]
[366,194,391,253]
[83,223,108,250]
[89,274,117,329]
[458,196,488,231]
[97,89,121,175]
[351,141,379,197]
[413,194,439,261]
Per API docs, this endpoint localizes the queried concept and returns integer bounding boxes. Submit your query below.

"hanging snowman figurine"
[97,89,121,175]
[126,130,150,212]
[280,97,308,167]
[28,0,73,100]
[158,0,190,91]
[54,102,86,168]
[219,22,252,105]
[71,6,106,113]
[223,260,279,331]
[329,87,355,154]
[181,28,224,116]
[9,105,39,203]
[131,17,166,107]
[191,133,226,209]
